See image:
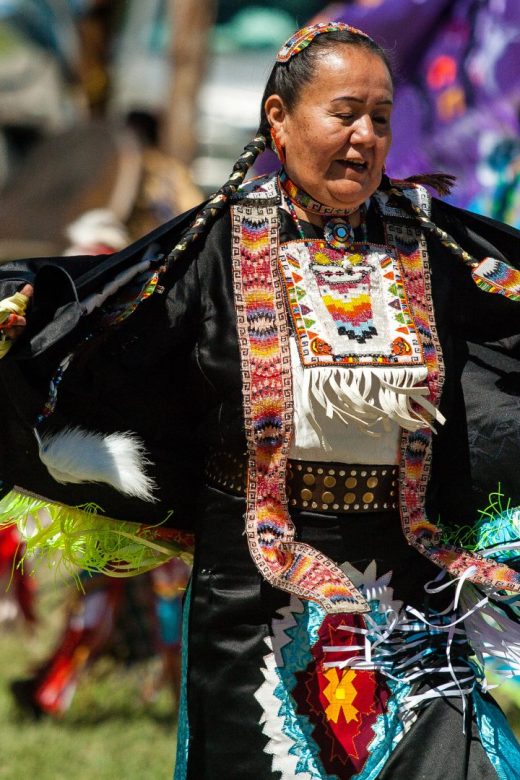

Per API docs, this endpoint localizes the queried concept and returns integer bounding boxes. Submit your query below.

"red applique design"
[293,613,391,777]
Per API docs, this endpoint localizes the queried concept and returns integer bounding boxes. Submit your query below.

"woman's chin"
[324,182,368,210]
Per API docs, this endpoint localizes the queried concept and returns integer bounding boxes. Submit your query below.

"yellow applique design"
[323,668,359,724]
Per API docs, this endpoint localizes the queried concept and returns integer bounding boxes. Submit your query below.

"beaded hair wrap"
[276,21,373,62]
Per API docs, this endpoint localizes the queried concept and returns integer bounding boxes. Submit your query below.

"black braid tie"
[165,134,267,268]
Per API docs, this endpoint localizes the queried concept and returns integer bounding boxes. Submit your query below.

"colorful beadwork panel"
[278,240,425,368]
[231,203,369,614]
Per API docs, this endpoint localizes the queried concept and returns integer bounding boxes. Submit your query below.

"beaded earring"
[270,128,286,165]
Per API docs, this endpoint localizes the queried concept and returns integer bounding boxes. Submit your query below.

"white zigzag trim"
[254,596,319,780]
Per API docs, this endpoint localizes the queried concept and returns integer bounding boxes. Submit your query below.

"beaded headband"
[276,22,373,63]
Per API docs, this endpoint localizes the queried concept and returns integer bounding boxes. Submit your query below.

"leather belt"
[204,449,398,514]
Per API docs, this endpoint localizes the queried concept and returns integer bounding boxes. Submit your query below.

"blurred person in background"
[0,0,92,184]
[0,525,35,628]
[0,0,203,259]
[10,559,190,718]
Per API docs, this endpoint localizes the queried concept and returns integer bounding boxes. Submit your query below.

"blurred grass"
[0,571,177,780]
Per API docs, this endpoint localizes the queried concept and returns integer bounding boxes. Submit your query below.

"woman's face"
[266,45,393,210]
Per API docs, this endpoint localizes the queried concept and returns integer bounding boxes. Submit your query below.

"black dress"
[170,190,520,779]
[1,178,520,779]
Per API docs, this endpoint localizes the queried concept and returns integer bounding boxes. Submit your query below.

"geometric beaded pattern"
[384,214,520,592]
[384,220,446,541]
[231,176,520,600]
[276,22,371,63]
[278,239,424,366]
[230,172,281,204]
[373,184,431,220]
[472,257,520,301]
[231,203,369,613]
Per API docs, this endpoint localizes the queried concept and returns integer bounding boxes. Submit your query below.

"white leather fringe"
[298,361,445,433]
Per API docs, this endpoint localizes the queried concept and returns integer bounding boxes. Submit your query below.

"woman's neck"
[292,202,362,228]
[279,169,363,227]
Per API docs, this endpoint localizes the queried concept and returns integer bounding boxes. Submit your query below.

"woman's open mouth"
[336,159,368,174]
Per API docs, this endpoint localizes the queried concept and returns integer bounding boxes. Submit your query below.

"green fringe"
[0,488,193,581]
[439,490,520,561]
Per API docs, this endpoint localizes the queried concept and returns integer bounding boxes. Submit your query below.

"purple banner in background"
[314,0,520,226]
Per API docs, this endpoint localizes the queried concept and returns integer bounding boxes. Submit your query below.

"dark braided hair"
[165,134,266,266]
[165,29,392,270]
[165,29,479,275]
[380,173,479,268]
[258,28,480,273]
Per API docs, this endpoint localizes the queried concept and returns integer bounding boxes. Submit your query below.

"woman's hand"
[0,283,33,357]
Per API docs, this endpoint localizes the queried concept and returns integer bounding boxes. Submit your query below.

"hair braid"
[164,134,267,268]
[380,174,478,269]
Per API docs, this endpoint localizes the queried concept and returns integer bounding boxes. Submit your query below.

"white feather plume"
[37,427,157,502]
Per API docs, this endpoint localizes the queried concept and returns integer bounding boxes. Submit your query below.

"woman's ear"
[264,94,287,138]
[265,94,288,162]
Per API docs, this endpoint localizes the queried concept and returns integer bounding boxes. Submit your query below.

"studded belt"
[204,449,399,514]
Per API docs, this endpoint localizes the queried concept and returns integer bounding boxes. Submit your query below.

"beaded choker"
[279,170,359,217]
[280,172,367,248]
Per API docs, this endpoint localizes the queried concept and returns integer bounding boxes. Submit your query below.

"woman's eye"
[373,115,390,125]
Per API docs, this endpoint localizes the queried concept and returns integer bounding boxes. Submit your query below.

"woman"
[1,22,520,779]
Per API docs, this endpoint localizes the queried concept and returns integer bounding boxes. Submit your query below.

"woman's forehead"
[297,46,393,103]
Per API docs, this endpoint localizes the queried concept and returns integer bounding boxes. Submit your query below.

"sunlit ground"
[0,570,177,780]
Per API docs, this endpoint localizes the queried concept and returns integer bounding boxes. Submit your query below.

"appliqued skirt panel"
[175,487,520,779]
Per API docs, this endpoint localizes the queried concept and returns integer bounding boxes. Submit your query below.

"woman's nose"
[351,115,376,144]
